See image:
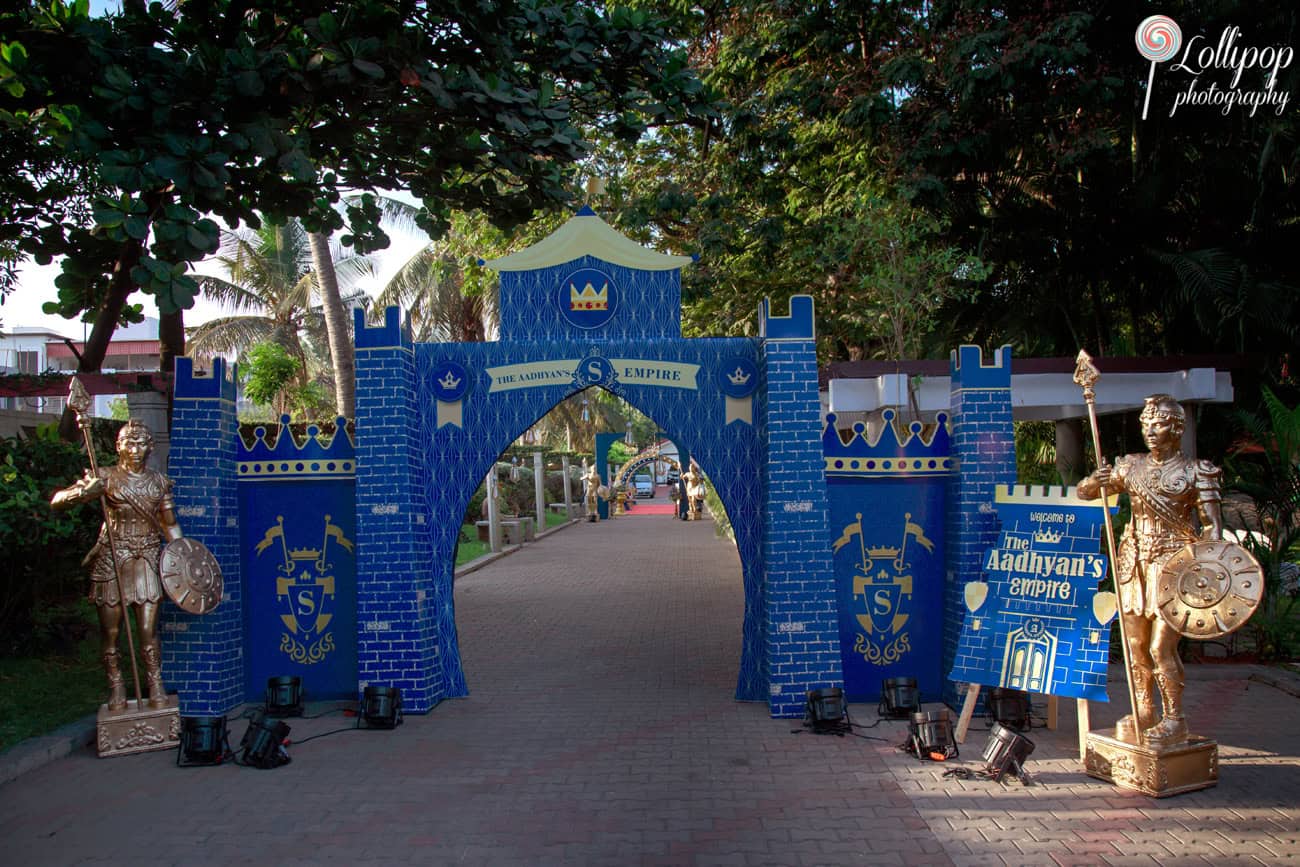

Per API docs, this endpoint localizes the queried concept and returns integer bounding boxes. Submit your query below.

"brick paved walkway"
[2,506,1298,865]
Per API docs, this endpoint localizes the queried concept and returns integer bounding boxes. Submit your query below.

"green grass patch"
[455,529,489,566]
[0,635,104,753]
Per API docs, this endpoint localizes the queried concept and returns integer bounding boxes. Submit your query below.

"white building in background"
[0,318,163,432]
[0,324,73,416]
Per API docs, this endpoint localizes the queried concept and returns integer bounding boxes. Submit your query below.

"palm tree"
[373,245,498,343]
[308,231,357,417]
[363,198,502,343]
[188,220,373,411]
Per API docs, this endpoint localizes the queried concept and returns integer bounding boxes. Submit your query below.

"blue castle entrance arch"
[348,207,844,717]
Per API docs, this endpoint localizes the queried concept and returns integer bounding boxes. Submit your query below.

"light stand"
[879,676,920,719]
[804,688,851,735]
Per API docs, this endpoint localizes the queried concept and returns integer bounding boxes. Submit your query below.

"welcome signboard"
[949,485,1118,703]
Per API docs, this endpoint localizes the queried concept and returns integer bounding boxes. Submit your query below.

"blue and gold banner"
[823,411,951,701]
[238,419,357,700]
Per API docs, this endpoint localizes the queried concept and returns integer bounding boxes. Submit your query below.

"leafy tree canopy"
[608,0,1296,370]
[0,0,713,369]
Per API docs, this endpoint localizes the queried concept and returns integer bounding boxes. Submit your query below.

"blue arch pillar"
[353,307,447,710]
[759,296,843,717]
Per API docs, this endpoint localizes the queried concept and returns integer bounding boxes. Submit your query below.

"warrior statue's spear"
[1073,350,1142,744]
[68,377,144,709]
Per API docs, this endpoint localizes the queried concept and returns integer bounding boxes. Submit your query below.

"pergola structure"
[821,354,1254,482]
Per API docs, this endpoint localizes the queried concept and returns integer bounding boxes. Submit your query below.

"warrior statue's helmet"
[1139,394,1185,437]
[116,419,154,451]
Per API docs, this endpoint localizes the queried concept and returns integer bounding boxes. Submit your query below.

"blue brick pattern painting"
[353,308,444,710]
[942,344,1017,708]
[760,297,842,717]
[410,333,771,706]
[163,358,242,715]
[823,410,953,703]
[948,485,1118,701]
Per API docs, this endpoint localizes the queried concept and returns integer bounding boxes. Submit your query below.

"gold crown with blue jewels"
[570,281,608,311]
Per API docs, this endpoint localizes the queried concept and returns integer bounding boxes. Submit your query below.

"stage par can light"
[804,687,850,733]
[879,676,920,719]
[177,716,230,767]
[982,721,1035,782]
[360,685,403,729]
[908,709,958,761]
[264,675,304,717]
[239,709,292,769]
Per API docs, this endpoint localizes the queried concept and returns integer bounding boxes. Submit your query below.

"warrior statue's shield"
[160,537,223,614]
[1155,540,1262,639]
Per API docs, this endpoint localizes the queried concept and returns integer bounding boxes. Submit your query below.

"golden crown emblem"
[1033,528,1063,545]
[570,281,609,311]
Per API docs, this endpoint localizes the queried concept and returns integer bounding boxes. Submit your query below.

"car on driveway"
[634,475,654,498]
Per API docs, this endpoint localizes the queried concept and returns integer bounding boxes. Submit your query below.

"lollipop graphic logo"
[1136,15,1183,119]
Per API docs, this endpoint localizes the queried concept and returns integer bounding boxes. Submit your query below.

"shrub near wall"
[0,420,122,653]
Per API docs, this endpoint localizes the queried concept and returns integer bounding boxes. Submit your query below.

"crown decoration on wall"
[822,409,952,477]
[237,415,356,479]
[437,368,462,391]
[569,280,609,310]
[726,366,752,386]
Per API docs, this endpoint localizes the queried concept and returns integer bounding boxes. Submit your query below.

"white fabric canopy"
[484,209,693,272]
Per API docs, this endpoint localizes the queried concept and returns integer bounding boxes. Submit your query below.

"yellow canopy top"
[483,208,693,272]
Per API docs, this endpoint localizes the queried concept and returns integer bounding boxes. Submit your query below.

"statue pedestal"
[1084,728,1217,797]
[96,695,180,758]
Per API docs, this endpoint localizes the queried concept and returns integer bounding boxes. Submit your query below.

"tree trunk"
[307,231,355,419]
[158,309,184,374]
[57,237,146,441]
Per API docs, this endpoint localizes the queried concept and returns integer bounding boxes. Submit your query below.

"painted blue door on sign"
[237,422,358,701]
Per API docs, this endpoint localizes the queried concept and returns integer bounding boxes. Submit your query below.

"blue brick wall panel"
[163,358,243,716]
[354,342,442,711]
[942,345,1017,708]
[760,330,842,718]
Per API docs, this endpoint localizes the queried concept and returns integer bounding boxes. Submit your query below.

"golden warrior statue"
[583,464,604,522]
[52,420,183,711]
[1077,395,1222,745]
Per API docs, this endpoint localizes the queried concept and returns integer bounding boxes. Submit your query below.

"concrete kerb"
[0,714,96,787]
[0,516,586,785]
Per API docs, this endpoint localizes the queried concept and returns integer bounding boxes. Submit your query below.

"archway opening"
[446,389,748,700]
